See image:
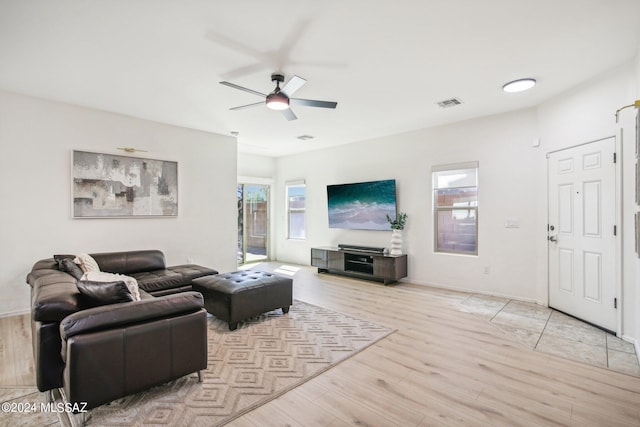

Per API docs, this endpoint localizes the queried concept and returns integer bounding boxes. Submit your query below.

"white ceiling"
[1,0,639,157]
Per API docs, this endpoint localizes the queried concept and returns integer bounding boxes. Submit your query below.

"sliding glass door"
[237,183,269,264]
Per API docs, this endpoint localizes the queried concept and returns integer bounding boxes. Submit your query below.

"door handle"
[548,235,557,242]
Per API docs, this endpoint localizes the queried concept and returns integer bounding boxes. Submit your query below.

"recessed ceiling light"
[502,78,536,93]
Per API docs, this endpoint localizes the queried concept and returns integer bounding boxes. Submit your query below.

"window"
[286,182,306,240]
[433,162,478,255]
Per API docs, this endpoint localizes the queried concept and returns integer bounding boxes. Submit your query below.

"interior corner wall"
[635,49,640,348]
[0,91,238,316]
[274,108,541,302]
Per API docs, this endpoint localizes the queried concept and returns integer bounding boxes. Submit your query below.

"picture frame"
[636,212,640,257]
[636,159,640,206]
[636,110,639,207]
[72,150,178,218]
[636,110,639,159]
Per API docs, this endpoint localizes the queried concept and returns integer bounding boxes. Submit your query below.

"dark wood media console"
[310,246,407,285]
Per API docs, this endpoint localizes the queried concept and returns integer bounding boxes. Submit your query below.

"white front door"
[548,137,617,331]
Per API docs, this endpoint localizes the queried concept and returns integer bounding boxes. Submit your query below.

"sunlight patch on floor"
[274,265,300,276]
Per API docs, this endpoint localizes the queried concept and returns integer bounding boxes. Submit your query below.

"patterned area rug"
[58,300,394,426]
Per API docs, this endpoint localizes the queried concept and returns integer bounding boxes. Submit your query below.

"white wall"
[635,50,640,348]
[275,108,541,301]
[237,152,276,179]
[0,91,238,316]
[271,59,639,313]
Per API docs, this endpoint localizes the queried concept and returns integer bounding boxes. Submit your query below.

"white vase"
[390,229,403,255]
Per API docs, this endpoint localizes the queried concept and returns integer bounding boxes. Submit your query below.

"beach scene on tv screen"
[327,179,397,230]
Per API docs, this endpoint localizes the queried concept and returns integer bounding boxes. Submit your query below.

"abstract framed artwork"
[636,110,640,206]
[636,160,640,206]
[72,150,178,218]
[636,212,640,257]
[636,109,639,159]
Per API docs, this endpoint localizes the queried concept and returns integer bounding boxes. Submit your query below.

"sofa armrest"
[60,291,204,340]
[63,308,207,409]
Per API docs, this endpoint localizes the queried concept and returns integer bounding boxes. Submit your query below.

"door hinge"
[614,225,617,236]
[614,298,617,309]
[613,152,617,163]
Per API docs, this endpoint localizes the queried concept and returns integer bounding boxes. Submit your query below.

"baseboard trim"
[0,308,29,319]
[621,334,640,365]
[401,277,543,306]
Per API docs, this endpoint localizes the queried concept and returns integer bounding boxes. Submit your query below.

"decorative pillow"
[76,280,134,306]
[73,253,101,274]
[58,258,84,280]
[81,271,141,301]
[53,254,76,262]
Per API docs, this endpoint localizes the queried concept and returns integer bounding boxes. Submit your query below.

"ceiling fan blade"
[281,108,297,121]
[281,75,307,96]
[219,81,267,98]
[230,101,264,111]
[290,98,338,109]
[220,62,269,80]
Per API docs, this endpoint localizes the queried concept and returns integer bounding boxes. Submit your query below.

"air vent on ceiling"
[297,135,315,141]
[437,97,463,108]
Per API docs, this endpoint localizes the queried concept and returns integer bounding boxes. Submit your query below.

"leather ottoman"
[192,271,292,330]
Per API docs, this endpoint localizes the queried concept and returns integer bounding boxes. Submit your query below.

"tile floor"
[457,294,640,376]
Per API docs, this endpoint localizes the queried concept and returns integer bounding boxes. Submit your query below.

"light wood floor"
[0,311,34,386]
[3,262,640,426]
[231,262,640,427]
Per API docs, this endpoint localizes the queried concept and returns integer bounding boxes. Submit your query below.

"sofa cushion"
[91,250,166,275]
[28,259,63,286]
[167,264,219,283]
[76,280,134,307]
[58,258,84,280]
[31,271,82,322]
[131,269,184,294]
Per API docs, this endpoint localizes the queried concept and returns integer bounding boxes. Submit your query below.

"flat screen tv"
[327,179,397,230]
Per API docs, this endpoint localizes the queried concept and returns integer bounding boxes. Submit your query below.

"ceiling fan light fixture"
[502,78,536,93]
[266,92,290,110]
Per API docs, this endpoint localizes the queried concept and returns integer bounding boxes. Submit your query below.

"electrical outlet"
[187,258,193,264]
[484,266,490,275]
[505,219,520,228]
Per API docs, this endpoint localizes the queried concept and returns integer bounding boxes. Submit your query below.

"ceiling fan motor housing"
[266,91,289,110]
[271,72,285,84]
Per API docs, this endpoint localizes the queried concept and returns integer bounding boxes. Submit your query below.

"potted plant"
[386,212,407,255]
[386,212,407,230]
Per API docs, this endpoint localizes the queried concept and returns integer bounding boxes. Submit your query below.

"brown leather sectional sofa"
[27,250,218,412]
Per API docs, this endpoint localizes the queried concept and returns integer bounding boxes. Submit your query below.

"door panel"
[548,137,616,331]
[583,251,601,302]
[558,249,574,293]
[583,181,600,236]
[558,184,573,233]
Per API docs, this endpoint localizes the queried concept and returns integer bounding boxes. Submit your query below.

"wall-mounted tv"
[327,179,397,230]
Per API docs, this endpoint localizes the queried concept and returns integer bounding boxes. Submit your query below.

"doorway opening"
[237,183,269,265]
